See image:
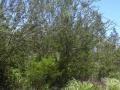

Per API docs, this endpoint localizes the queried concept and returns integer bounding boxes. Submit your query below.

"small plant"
[62,79,94,90]
[105,78,120,90]
[26,56,60,89]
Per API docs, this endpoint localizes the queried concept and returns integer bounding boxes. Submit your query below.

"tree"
[0,0,120,89]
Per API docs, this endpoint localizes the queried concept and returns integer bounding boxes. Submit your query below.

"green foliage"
[62,78,120,90]
[1,0,120,89]
[26,56,60,89]
[62,79,102,90]
[8,68,27,89]
[105,78,120,90]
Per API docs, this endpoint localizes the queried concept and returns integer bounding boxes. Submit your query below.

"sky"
[95,0,120,34]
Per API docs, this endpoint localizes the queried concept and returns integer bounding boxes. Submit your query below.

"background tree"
[0,0,120,90]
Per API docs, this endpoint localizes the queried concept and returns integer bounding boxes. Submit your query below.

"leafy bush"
[8,68,27,89]
[26,56,60,89]
[62,79,96,90]
[105,78,120,90]
[109,72,120,80]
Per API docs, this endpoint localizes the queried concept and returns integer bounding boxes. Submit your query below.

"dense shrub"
[62,79,102,90]
[62,78,120,90]
[105,78,120,90]
[25,56,60,89]
[1,0,120,89]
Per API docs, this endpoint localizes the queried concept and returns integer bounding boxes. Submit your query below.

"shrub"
[105,78,120,90]
[8,68,27,89]
[62,79,95,90]
[26,56,60,89]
